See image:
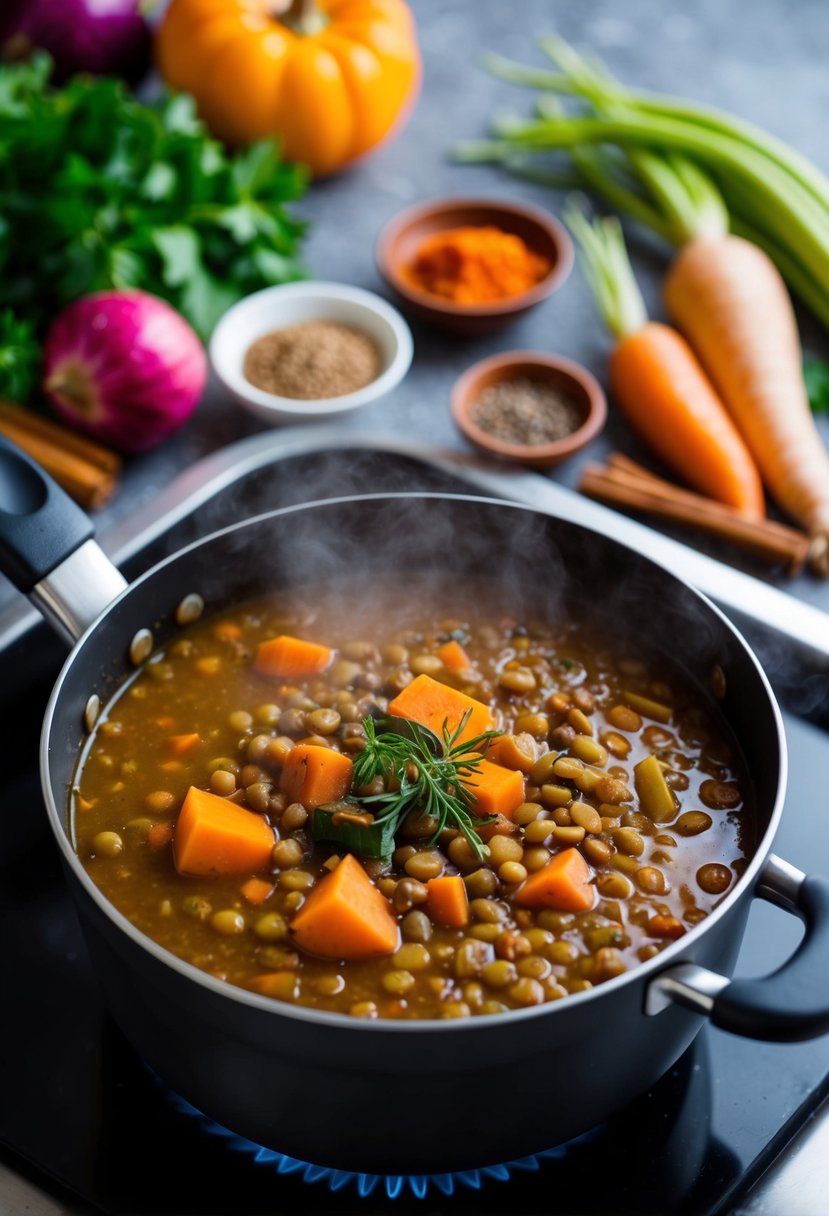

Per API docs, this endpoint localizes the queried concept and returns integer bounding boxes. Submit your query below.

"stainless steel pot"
[2,435,829,1174]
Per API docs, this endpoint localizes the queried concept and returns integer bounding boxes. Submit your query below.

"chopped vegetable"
[174,786,275,876]
[633,755,677,823]
[514,847,596,912]
[310,800,399,860]
[565,207,764,518]
[0,56,308,354]
[426,875,470,927]
[289,853,399,960]
[486,732,538,774]
[43,291,206,454]
[437,639,471,670]
[462,757,526,819]
[253,634,332,680]
[240,877,274,905]
[352,714,498,862]
[387,674,496,745]
[280,744,353,810]
[167,732,201,755]
[621,691,673,724]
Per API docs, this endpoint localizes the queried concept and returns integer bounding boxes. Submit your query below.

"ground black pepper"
[470,377,585,446]
[244,320,381,400]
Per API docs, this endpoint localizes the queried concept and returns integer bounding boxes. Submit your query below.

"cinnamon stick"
[0,402,120,510]
[579,457,810,574]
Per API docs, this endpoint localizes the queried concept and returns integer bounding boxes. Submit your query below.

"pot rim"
[40,491,788,1035]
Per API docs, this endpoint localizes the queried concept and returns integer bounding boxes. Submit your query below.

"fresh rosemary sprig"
[351,712,499,862]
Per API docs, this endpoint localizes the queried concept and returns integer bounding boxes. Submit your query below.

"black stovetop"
[2,451,829,1216]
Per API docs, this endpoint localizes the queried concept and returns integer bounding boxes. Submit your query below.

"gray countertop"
[67,0,829,616]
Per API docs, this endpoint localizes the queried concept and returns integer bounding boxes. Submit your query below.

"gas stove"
[2,435,829,1216]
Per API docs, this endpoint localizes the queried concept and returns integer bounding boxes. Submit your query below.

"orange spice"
[403,225,551,305]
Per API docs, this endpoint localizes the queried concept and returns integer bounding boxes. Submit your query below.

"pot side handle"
[646,854,829,1042]
[0,434,127,643]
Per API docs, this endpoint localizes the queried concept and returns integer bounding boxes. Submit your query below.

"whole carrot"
[664,235,829,571]
[566,208,765,519]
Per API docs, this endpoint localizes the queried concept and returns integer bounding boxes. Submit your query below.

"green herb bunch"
[345,713,498,862]
[0,53,310,397]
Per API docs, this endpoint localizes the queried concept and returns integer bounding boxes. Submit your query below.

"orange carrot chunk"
[253,634,332,679]
[437,639,471,670]
[289,853,399,960]
[514,847,596,912]
[279,744,353,809]
[486,732,537,774]
[240,877,275,904]
[167,732,201,755]
[174,786,275,877]
[426,875,470,927]
[387,674,495,744]
[462,757,525,819]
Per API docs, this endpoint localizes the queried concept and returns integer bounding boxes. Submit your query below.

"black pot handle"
[646,854,829,1042]
[0,432,93,592]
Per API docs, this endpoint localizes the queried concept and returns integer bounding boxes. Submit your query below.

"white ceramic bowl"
[209,281,414,425]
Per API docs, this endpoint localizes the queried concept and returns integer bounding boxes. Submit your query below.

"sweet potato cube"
[462,757,525,819]
[437,639,471,670]
[253,634,332,679]
[387,674,495,744]
[174,786,274,877]
[289,854,399,960]
[426,875,469,927]
[486,732,538,774]
[514,847,596,912]
[280,744,353,809]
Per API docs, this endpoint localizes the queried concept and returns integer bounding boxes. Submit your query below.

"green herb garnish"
[346,713,499,863]
[310,800,400,860]
[0,54,309,356]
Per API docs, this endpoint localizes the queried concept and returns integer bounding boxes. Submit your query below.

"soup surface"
[73,576,751,1020]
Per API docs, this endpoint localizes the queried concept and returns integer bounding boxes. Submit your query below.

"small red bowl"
[451,351,607,469]
[376,197,574,336]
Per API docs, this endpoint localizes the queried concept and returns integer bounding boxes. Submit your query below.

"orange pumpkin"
[155,0,421,177]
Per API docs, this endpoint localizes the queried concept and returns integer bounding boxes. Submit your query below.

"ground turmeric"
[404,225,551,304]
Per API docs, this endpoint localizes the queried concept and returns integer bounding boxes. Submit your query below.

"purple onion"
[0,0,151,85]
[43,291,208,455]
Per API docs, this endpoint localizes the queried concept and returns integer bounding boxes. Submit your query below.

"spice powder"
[244,320,381,400]
[470,378,585,446]
[403,225,552,305]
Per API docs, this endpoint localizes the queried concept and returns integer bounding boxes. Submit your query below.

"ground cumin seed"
[244,320,381,400]
[470,378,585,446]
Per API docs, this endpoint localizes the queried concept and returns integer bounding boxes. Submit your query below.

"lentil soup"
[72,576,752,1021]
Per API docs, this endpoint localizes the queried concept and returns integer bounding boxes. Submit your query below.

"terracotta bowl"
[376,197,574,336]
[450,351,607,469]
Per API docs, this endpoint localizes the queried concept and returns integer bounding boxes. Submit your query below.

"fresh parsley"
[0,55,310,371]
[0,310,41,403]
